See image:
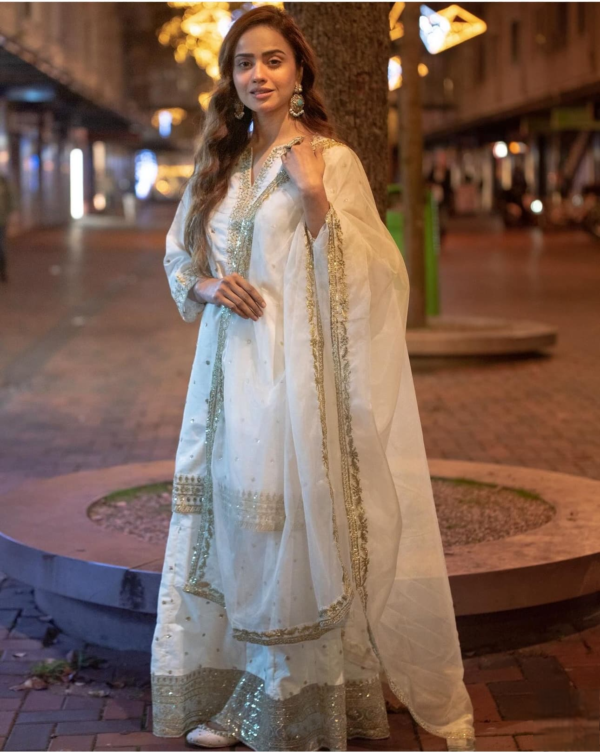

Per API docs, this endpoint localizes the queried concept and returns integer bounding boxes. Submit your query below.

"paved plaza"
[0,208,598,750]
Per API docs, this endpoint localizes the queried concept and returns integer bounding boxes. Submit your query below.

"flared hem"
[151,667,390,751]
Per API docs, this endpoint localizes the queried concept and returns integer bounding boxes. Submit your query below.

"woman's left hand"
[281,138,325,195]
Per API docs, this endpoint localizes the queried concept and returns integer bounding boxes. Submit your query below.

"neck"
[250,111,308,150]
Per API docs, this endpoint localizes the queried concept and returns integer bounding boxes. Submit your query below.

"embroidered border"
[232,619,336,646]
[172,473,205,514]
[322,206,370,607]
[304,212,354,623]
[172,266,204,323]
[216,480,286,532]
[151,666,389,747]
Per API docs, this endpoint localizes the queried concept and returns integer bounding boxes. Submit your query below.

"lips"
[252,89,273,95]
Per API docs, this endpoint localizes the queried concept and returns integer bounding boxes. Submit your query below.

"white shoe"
[186,722,238,748]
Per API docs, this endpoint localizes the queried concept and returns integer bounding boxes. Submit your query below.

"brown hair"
[183,5,343,278]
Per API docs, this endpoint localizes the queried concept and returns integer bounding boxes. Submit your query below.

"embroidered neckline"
[245,133,325,190]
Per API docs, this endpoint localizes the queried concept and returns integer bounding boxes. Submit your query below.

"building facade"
[0,2,148,232]
[421,2,600,213]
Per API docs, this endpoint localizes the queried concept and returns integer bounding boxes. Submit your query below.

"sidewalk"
[0,212,598,750]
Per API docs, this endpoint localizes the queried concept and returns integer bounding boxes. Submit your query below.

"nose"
[252,60,268,81]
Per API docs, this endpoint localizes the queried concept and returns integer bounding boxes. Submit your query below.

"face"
[233,25,301,116]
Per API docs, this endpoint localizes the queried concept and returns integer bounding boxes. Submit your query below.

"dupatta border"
[316,203,370,607]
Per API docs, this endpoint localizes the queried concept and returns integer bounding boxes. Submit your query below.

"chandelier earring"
[233,97,245,120]
[289,82,305,118]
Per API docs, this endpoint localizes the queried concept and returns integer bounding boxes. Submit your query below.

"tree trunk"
[286,2,391,220]
[400,2,426,329]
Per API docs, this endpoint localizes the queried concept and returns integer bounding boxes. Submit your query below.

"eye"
[269,58,281,66]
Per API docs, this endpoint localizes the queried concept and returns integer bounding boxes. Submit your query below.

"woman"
[151,6,475,751]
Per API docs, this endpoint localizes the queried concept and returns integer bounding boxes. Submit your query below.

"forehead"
[234,25,292,56]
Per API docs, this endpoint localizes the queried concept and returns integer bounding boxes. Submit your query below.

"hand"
[281,138,325,195]
[193,274,266,321]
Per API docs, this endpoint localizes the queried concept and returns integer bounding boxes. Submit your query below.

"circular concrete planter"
[0,460,598,651]
[406,315,557,356]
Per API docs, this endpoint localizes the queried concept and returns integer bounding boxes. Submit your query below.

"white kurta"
[151,134,475,751]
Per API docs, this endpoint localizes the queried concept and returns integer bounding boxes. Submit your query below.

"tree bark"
[286,2,391,220]
[400,2,426,329]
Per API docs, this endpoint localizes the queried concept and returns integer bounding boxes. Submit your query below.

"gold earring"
[233,98,245,120]
[289,82,304,118]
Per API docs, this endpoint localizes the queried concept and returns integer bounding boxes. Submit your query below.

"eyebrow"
[234,49,287,59]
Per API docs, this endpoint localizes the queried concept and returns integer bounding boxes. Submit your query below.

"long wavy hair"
[183,5,345,278]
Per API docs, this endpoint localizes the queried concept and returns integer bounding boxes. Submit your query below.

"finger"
[229,275,263,315]
[220,297,250,319]
[221,288,258,320]
[236,276,266,308]
[231,281,262,317]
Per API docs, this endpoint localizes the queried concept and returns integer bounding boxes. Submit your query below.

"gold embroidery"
[172,266,203,323]
[151,666,242,737]
[152,666,389,748]
[172,473,205,513]
[232,619,337,646]
[345,675,391,740]
[304,215,354,626]
[323,206,370,607]
[216,480,286,531]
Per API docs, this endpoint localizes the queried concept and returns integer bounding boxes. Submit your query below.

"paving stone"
[62,695,104,711]
[464,666,524,685]
[0,639,45,652]
[0,698,21,711]
[577,688,600,720]
[22,693,63,711]
[477,736,517,751]
[518,655,570,683]
[515,727,599,751]
[10,618,52,640]
[4,722,53,751]
[102,697,144,719]
[467,683,501,722]
[0,661,36,676]
[564,666,600,689]
[0,595,35,610]
[417,730,447,750]
[491,686,583,720]
[55,718,141,735]
[16,708,101,723]
[95,731,165,746]
[48,735,94,751]
[137,739,198,751]
[0,709,17,735]
[479,654,520,670]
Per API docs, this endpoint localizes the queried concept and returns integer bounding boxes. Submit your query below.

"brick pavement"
[0,211,599,750]
[0,571,597,751]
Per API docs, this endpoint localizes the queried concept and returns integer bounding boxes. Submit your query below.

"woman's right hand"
[193,274,266,321]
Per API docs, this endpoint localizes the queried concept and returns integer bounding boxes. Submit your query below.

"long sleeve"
[164,181,206,323]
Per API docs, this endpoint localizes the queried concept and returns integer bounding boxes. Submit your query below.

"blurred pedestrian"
[0,173,15,283]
